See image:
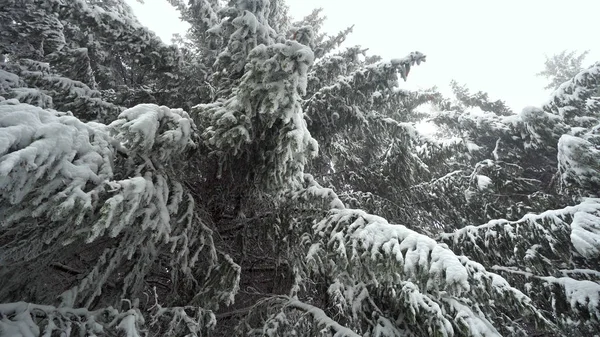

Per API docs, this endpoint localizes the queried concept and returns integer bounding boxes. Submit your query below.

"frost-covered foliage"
[0,301,145,336]
[3,0,600,336]
[301,206,546,336]
[196,40,318,193]
[232,180,549,336]
[441,198,600,334]
[289,8,353,59]
[429,65,600,335]
[543,62,600,127]
[210,0,276,75]
[0,101,239,336]
[449,81,513,116]
[425,88,570,227]
[301,45,435,226]
[558,134,600,196]
[0,0,185,121]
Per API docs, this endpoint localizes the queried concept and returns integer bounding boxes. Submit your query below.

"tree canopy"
[1,1,599,336]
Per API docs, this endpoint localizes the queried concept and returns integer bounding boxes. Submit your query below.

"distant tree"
[537,50,589,90]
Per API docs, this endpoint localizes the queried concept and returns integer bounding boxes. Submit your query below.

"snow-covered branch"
[304,207,544,336]
[543,62,600,125]
[0,301,143,336]
[0,100,239,321]
[441,198,600,263]
[286,299,360,337]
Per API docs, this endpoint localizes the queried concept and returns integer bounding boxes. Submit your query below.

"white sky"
[126,0,600,112]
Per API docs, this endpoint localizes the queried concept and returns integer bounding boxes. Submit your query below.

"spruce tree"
[1,1,599,336]
[537,50,590,90]
[434,67,600,335]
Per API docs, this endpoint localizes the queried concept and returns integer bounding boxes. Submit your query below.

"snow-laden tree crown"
[1,0,599,336]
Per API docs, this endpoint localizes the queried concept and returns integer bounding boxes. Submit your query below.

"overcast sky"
[126,0,599,113]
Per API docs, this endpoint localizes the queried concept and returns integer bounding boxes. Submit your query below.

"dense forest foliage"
[0,0,599,336]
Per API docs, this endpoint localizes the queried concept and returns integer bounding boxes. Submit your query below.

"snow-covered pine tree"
[2,0,599,336]
[435,66,600,335]
[424,83,568,229]
[301,44,445,226]
[188,3,551,336]
[0,0,186,122]
[0,1,238,335]
[441,193,600,335]
[193,0,319,196]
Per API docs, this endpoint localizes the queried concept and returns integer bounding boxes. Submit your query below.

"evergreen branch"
[0,301,141,336]
[543,62,600,124]
[286,298,361,337]
[307,207,545,335]
[492,265,600,321]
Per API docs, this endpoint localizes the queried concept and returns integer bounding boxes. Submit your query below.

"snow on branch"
[61,0,173,56]
[6,88,53,108]
[286,299,360,337]
[0,101,239,316]
[0,100,114,225]
[538,277,600,320]
[290,173,345,210]
[0,301,143,336]
[245,296,360,337]
[543,62,600,125]
[305,51,426,114]
[197,40,318,192]
[492,266,600,321]
[441,198,600,264]
[558,134,600,195]
[303,51,428,158]
[169,0,219,34]
[441,198,600,325]
[389,52,427,82]
[9,58,122,122]
[0,68,23,94]
[109,104,196,161]
[431,105,566,154]
[147,286,218,336]
[307,207,542,335]
[208,0,276,81]
[314,209,467,294]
